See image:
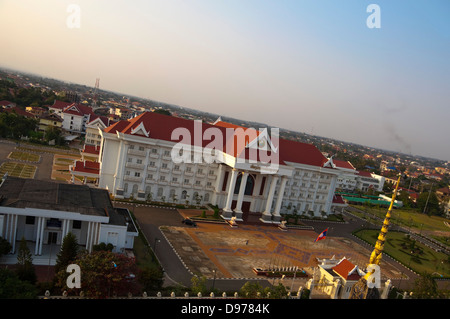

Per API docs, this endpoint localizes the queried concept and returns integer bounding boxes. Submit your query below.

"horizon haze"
[1,0,449,161]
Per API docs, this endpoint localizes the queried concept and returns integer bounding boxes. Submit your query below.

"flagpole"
[326,227,331,249]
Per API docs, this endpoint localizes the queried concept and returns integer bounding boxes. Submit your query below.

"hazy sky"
[1,1,449,161]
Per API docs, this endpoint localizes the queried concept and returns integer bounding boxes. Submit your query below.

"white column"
[214,164,225,192]
[92,222,99,248]
[61,220,67,239]
[211,164,225,206]
[114,141,128,193]
[0,215,4,238]
[260,175,279,223]
[38,217,45,255]
[65,219,71,237]
[233,171,248,221]
[273,176,288,223]
[221,168,239,220]
[86,221,92,252]
[35,217,42,255]
[11,214,18,253]
[324,175,338,214]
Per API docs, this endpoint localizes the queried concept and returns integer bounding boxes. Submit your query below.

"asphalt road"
[114,202,273,292]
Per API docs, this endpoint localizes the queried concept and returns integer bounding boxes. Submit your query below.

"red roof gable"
[333,159,356,170]
[332,258,362,280]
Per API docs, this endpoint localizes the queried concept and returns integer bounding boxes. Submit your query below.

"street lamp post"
[153,237,160,260]
[212,269,217,291]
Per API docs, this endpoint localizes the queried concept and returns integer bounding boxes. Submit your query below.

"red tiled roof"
[332,258,361,280]
[82,144,100,155]
[0,100,15,107]
[333,159,356,170]
[63,103,95,117]
[357,170,373,178]
[104,112,329,167]
[71,160,100,175]
[3,107,34,118]
[51,100,72,110]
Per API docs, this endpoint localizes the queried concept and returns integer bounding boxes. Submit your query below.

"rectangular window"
[73,220,82,229]
[259,176,266,195]
[25,216,35,225]
[222,171,229,191]
[135,172,140,177]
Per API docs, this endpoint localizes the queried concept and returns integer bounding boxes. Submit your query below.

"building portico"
[0,177,138,266]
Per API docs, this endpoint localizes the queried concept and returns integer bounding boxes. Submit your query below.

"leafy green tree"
[0,112,37,139]
[239,281,265,298]
[44,126,66,146]
[417,191,441,216]
[55,232,79,274]
[55,250,140,298]
[153,109,171,116]
[191,275,208,295]
[0,237,12,257]
[137,266,164,292]
[264,282,289,299]
[0,268,38,299]
[15,237,37,284]
[412,273,439,299]
[92,242,114,252]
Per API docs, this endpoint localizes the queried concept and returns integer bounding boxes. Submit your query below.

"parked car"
[182,218,197,227]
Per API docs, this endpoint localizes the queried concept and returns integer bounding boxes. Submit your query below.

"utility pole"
[423,182,433,214]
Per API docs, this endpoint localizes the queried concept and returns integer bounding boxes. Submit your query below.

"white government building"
[98,112,346,223]
[0,176,138,263]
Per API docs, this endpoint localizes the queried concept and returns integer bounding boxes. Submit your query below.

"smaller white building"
[307,256,392,299]
[333,159,385,193]
[0,177,138,264]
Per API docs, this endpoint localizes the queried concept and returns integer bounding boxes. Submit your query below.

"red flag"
[314,228,328,242]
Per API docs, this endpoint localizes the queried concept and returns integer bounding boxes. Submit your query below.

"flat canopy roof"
[0,176,115,217]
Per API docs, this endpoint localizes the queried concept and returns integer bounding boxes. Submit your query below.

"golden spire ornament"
[349,174,401,299]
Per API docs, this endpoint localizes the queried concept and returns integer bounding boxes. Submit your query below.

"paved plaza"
[159,213,404,282]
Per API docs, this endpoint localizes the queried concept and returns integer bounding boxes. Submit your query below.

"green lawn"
[8,151,40,162]
[0,162,36,179]
[352,205,450,233]
[354,229,450,278]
